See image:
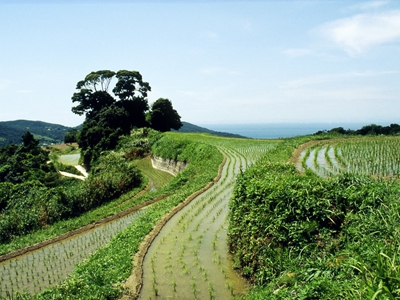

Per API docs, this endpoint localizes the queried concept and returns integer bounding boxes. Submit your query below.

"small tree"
[64,129,79,143]
[22,131,39,149]
[148,98,182,132]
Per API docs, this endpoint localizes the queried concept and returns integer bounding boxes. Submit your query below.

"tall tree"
[148,98,182,132]
[113,70,151,128]
[71,70,116,118]
[71,70,152,167]
[113,70,151,100]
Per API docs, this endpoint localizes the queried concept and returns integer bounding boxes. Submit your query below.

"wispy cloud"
[348,1,389,11]
[283,48,313,58]
[319,10,400,55]
[280,70,399,89]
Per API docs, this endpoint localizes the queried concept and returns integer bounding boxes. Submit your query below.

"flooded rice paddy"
[0,207,147,297]
[139,145,267,299]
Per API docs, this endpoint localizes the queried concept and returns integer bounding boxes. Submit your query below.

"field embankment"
[229,135,400,299]
[1,134,223,299]
[137,134,279,299]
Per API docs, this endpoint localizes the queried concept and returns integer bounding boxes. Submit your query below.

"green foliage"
[229,137,400,299]
[72,70,182,168]
[151,135,190,161]
[20,133,223,299]
[314,123,400,136]
[52,161,82,176]
[64,129,79,143]
[0,133,143,244]
[0,181,68,243]
[148,98,182,132]
[65,151,142,216]
[0,132,60,186]
[117,127,163,160]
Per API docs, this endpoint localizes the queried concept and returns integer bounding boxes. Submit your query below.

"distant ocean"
[202,123,370,139]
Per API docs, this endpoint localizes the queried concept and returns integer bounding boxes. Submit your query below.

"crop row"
[297,137,400,179]
[0,135,221,299]
[139,135,278,299]
[0,151,174,297]
[0,208,146,297]
[140,146,246,299]
[230,136,400,299]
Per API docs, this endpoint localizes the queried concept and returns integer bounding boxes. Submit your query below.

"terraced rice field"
[296,137,400,179]
[0,136,277,298]
[0,157,173,298]
[58,153,80,165]
[139,137,277,299]
[0,209,147,296]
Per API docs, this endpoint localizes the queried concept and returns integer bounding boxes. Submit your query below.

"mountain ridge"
[0,120,245,147]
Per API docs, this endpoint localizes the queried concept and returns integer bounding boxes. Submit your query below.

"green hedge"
[229,139,400,299]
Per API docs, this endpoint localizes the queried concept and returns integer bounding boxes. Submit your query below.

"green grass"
[134,156,174,190]
[6,134,223,299]
[0,179,148,256]
[229,136,400,299]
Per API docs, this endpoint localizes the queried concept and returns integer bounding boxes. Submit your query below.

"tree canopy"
[71,69,182,167]
[148,98,182,132]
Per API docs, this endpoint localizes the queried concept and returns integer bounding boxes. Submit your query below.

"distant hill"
[0,120,74,147]
[175,122,246,138]
[0,120,246,148]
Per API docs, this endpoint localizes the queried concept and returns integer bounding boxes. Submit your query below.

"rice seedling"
[138,135,275,299]
[297,137,400,179]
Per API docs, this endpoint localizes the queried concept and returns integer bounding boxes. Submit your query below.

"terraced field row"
[296,137,400,179]
[0,158,173,298]
[0,135,277,298]
[139,137,277,299]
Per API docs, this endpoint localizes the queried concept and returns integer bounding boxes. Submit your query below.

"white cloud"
[319,10,400,55]
[280,70,398,89]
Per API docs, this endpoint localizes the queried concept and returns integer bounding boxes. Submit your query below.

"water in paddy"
[58,153,80,165]
[0,208,147,297]
[139,147,251,299]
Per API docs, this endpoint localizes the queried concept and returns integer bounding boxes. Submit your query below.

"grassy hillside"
[0,120,77,147]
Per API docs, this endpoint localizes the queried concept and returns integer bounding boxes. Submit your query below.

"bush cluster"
[229,139,400,299]
[117,127,163,160]
[0,136,143,244]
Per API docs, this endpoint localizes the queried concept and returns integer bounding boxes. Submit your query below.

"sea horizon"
[200,122,388,139]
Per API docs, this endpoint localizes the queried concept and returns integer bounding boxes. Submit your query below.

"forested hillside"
[0,119,241,148]
[0,120,76,147]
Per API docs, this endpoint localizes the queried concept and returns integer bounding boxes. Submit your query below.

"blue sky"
[1,0,399,127]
